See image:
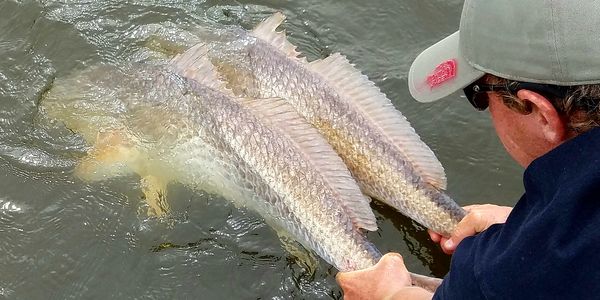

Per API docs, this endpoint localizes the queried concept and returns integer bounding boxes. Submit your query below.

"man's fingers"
[431,204,513,254]
[374,253,406,274]
[462,204,479,211]
[444,211,485,251]
[336,253,404,282]
[336,253,413,300]
[336,262,376,282]
[437,237,453,254]
[428,229,441,242]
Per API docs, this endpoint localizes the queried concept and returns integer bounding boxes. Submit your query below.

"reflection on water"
[0,0,524,298]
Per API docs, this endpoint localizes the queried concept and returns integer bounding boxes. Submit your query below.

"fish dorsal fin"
[308,53,447,190]
[169,43,233,95]
[241,97,378,231]
[251,12,304,61]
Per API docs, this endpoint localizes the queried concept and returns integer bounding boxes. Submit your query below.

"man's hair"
[485,74,600,133]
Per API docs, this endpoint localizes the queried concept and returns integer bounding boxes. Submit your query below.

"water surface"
[0,0,524,298]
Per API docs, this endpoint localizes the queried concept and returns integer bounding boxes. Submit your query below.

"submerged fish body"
[204,13,466,236]
[41,50,383,271]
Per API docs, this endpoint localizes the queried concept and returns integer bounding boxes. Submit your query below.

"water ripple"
[0,197,26,214]
[0,0,526,299]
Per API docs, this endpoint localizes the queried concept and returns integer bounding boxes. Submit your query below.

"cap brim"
[409,31,485,103]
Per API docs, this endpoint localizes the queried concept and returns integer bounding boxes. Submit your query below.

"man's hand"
[336,253,432,300]
[429,204,513,254]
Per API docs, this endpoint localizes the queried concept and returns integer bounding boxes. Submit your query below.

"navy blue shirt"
[434,127,600,299]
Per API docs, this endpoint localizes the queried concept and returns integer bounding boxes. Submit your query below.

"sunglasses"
[462,81,572,111]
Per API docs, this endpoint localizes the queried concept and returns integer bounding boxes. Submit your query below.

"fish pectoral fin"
[74,130,140,181]
[143,36,188,57]
[140,175,170,216]
[213,62,260,98]
[277,231,318,276]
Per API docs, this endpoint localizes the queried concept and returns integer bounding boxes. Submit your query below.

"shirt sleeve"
[432,236,487,300]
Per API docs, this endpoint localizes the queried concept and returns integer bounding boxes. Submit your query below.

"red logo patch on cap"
[426,59,457,89]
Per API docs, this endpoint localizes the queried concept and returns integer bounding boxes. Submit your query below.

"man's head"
[409,0,600,167]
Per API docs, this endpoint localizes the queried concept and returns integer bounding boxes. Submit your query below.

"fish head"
[43,63,198,143]
[41,65,131,144]
[40,64,197,185]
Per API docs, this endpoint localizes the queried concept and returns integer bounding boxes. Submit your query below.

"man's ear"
[516,89,567,144]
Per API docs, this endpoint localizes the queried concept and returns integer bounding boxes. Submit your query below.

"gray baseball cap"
[409,0,600,103]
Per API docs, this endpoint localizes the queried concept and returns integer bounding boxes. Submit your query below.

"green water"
[0,0,524,299]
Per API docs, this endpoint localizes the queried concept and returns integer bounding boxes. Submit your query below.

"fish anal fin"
[241,97,378,231]
[74,130,139,181]
[74,130,172,216]
[251,12,303,60]
[308,53,447,190]
[141,175,170,216]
